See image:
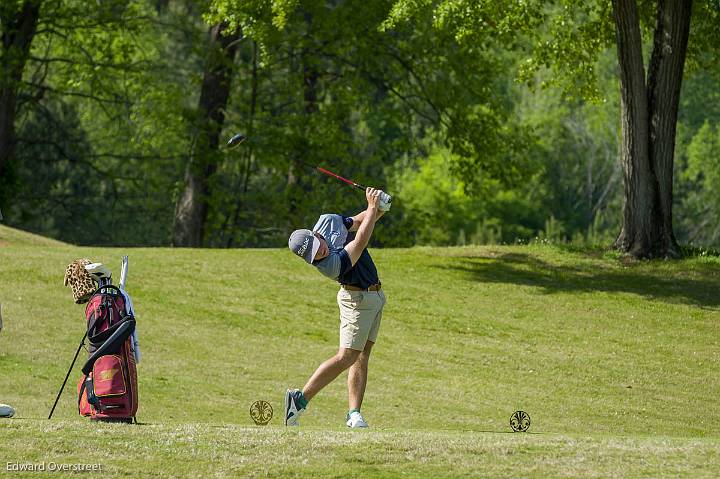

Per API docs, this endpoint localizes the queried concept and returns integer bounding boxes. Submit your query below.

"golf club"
[225,133,391,204]
[315,167,367,191]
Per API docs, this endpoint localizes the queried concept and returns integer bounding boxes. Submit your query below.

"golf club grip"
[316,167,366,190]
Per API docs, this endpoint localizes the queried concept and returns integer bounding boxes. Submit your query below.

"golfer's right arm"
[344,188,381,266]
[349,191,386,231]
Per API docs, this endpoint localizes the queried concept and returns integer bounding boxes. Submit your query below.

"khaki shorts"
[337,287,386,351]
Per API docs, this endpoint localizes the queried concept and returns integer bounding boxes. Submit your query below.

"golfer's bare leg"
[348,340,374,411]
[303,348,360,401]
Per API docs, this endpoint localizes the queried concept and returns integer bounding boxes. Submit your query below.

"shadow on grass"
[442,252,720,309]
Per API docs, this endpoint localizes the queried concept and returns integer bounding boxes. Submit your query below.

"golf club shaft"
[227,133,376,193]
[316,167,366,191]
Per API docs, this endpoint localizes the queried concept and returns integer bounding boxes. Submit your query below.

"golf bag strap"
[87,312,133,347]
[81,319,135,376]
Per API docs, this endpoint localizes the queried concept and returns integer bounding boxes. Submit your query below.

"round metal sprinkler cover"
[510,410,531,432]
[250,400,273,426]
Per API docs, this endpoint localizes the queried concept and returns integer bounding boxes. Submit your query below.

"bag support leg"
[48,332,87,419]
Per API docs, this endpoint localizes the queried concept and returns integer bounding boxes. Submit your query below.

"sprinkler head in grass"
[510,411,530,432]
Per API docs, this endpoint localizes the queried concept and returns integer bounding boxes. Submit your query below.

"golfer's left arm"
[349,211,367,232]
[349,205,385,232]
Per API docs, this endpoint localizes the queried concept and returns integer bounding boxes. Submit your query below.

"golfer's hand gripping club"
[365,188,383,217]
[366,187,379,205]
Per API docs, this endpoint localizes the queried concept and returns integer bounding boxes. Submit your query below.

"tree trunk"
[611,0,691,258]
[0,1,41,208]
[286,10,319,231]
[172,22,240,247]
[155,0,169,14]
[226,40,258,248]
[646,0,691,257]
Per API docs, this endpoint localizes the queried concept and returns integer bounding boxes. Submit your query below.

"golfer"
[286,187,389,428]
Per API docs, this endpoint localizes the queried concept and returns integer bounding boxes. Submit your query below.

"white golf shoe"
[0,404,15,418]
[346,411,368,428]
[284,389,305,426]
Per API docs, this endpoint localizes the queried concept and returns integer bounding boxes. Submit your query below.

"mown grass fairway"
[1,225,719,477]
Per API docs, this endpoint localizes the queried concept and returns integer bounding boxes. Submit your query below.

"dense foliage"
[0,0,718,248]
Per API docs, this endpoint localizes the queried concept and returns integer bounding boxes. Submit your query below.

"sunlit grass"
[1,227,718,477]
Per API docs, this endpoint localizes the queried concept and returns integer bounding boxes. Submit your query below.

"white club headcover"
[85,263,112,282]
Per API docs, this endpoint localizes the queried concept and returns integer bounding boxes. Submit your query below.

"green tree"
[515,49,622,241]
[172,18,241,247]
[0,0,41,210]
[205,0,533,247]
[389,147,545,245]
[5,0,189,245]
[679,121,720,245]
[387,0,720,257]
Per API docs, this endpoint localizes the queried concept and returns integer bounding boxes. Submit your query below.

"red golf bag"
[77,285,138,422]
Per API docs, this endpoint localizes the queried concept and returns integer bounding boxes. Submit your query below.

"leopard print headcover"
[63,258,96,304]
